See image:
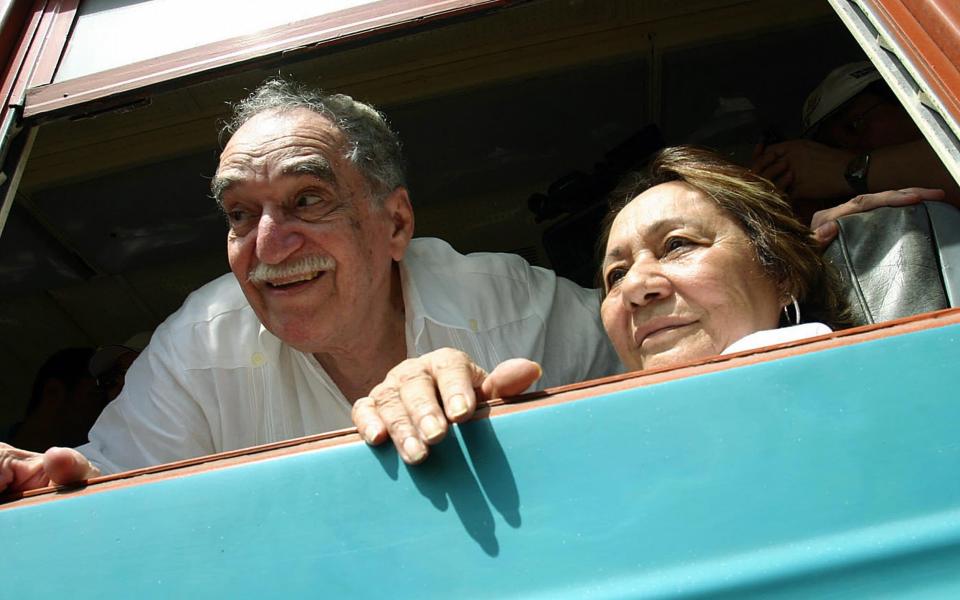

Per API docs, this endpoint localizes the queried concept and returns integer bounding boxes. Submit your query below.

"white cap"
[802,61,882,135]
[89,331,152,378]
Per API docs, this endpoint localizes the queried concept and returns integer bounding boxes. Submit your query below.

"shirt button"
[468,319,479,333]
[251,352,266,367]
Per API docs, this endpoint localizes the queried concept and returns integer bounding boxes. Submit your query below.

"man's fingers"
[370,383,428,464]
[397,372,449,443]
[905,187,947,201]
[812,220,839,246]
[883,187,944,204]
[428,349,485,424]
[1,443,49,494]
[810,188,946,247]
[751,146,782,173]
[771,168,794,194]
[351,396,388,445]
[43,447,99,486]
[811,188,934,231]
[356,349,538,466]
[481,359,542,399]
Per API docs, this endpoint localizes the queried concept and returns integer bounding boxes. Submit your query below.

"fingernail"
[362,425,380,445]
[448,394,468,419]
[402,437,427,463]
[420,415,444,441]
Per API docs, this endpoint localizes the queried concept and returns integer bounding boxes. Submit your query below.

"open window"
[0,0,957,441]
[3,3,960,594]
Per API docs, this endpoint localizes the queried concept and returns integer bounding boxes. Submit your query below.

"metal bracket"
[828,0,960,186]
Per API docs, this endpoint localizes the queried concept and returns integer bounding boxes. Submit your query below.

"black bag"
[823,202,960,326]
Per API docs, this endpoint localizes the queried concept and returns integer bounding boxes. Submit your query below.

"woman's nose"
[620,261,671,307]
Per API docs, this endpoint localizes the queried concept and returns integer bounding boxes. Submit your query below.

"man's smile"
[248,255,336,290]
[265,270,324,288]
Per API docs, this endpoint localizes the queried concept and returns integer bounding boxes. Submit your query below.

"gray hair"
[218,77,406,202]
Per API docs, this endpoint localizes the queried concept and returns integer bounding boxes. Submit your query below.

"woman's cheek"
[601,298,636,367]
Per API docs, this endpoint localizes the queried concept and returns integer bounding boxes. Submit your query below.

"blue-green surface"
[3,324,960,598]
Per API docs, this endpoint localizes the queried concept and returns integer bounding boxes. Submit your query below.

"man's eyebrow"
[210,175,237,206]
[282,156,335,183]
[210,156,335,206]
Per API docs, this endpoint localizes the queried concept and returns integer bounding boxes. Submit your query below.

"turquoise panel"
[3,324,960,598]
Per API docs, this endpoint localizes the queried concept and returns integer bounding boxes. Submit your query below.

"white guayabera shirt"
[79,238,623,474]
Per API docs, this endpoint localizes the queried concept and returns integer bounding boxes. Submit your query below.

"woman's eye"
[664,237,689,253]
[605,267,627,289]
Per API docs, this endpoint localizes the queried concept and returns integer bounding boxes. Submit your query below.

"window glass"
[54,0,378,82]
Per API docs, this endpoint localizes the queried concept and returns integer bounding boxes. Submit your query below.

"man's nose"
[255,209,302,265]
[620,260,671,307]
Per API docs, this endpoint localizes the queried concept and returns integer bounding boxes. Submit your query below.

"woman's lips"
[634,317,696,347]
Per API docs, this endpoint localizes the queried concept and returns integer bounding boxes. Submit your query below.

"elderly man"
[752,61,958,243]
[0,79,619,494]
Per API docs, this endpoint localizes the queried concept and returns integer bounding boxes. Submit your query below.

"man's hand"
[752,140,856,201]
[0,443,100,496]
[351,348,542,464]
[811,187,946,245]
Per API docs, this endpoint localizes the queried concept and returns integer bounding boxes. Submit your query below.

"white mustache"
[248,255,336,283]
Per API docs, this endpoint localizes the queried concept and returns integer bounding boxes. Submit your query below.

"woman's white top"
[721,322,832,355]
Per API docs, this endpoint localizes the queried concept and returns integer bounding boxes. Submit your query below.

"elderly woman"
[355,146,850,463]
[600,145,848,369]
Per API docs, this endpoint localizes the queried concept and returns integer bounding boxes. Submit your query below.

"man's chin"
[267,322,334,354]
[253,303,337,351]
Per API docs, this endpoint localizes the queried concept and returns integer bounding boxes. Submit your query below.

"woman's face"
[600,181,783,371]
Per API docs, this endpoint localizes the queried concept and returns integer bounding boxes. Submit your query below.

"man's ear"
[383,187,415,261]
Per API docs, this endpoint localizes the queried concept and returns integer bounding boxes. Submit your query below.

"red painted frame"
[869,0,960,126]
[22,0,519,120]
[0,0,77,114]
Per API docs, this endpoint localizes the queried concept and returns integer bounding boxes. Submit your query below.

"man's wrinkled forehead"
[213,154,337,201]
[212,108,344,200]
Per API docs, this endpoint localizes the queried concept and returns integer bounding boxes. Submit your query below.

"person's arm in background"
[753,139,960,206]
[810,187,947,245]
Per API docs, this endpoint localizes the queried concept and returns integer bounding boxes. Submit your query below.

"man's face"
[214,108,412,353]
[816,91,920,153]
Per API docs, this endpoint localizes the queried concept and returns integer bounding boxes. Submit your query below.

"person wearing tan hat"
[752,61,958,243]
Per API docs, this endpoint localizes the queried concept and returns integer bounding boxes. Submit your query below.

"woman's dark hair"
[599,145,851,329]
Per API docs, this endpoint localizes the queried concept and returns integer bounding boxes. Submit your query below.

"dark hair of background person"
[598,145,852,330]
[4,347,103,450]
[24,347,96,418]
